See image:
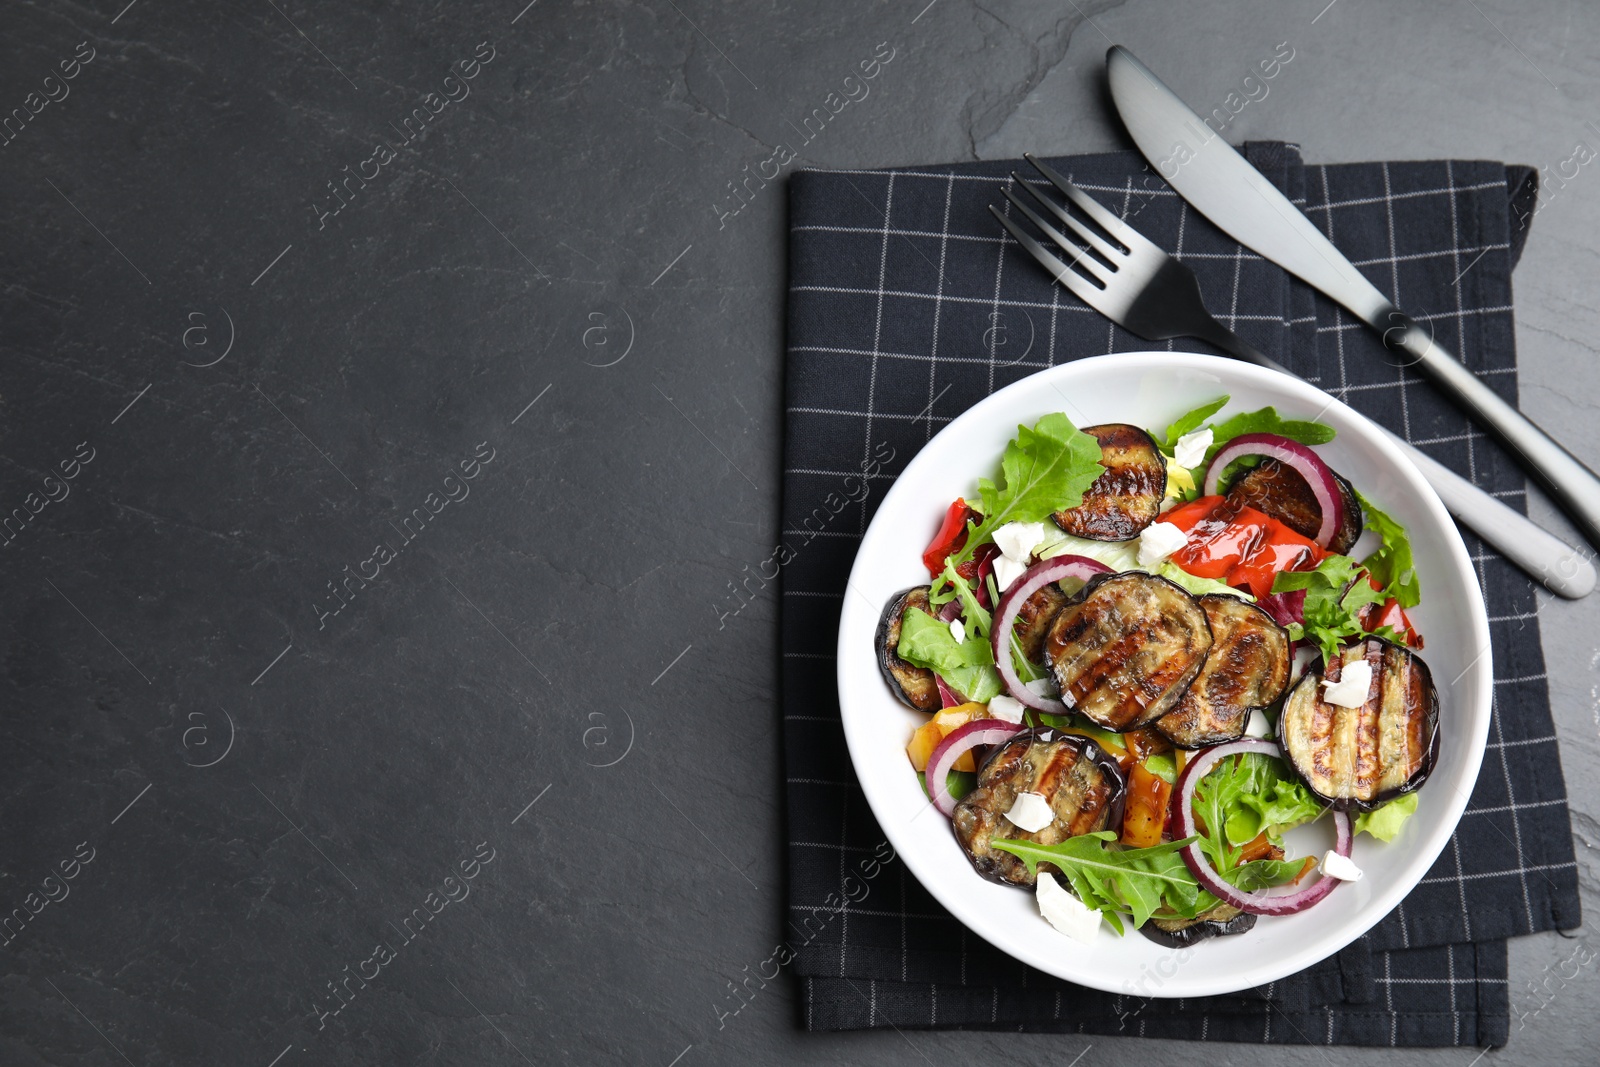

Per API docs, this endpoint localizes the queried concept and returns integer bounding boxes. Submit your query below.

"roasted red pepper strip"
[922,500,974,575]
[1166,495,1324,598]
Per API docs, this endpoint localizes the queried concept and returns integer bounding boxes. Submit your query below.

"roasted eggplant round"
[1010,580,1070,664]
[1156,594,1292,749]
[1051,423,1167,541]
[1045,571,1214,731]
[1278,637,1439,811]
[1140,903,1258,948]
[1225,456,1364,555]
[876,587,941,712]
[952,729,1126,886]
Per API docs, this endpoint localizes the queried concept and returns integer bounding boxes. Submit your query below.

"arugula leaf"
[937,559,992,636]
[1164,395,1231,449]
[991,832,1204,933]
[1355,490,1421,608]
[953,414,1105,565]
[1271,554,1387,662]
[1353,792,1419,842]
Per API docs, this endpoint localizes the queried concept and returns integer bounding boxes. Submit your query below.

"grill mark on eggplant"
[1044,572,1213,731]
[951,731,1125,887]
[1051,423,1167,541]
[1225,457,1364,555]
[875,587,941,712]
[1278,637,1438,810]
[1156,595,1291,748]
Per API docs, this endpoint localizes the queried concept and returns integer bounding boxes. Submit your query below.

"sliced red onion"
[1202,433,1344,548]
[925,718,1025,816]
[936,598,962,623]
[991,555,1112,713]
[1172,739,1353,916]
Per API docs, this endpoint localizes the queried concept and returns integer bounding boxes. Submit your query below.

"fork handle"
[1193,321,1597,599]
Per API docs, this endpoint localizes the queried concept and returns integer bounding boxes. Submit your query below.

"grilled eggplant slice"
[1279,638,1439,811]
[876,587,941,712]
[952,730,1126,887]
[1051,423,1167,541]
[1226,457,1363,555]
[1141,903,1258,948]
[1156,594,1292,749]
[1011,581,1070,663]
[1045,572,1213,731]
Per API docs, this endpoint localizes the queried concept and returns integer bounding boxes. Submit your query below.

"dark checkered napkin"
[780,143,1580,1048]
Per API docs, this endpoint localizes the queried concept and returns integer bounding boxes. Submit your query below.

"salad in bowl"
[875,393,1438,949]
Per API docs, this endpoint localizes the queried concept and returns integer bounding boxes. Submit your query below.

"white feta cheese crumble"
[993,521,1049,563]
[1173,427,1214,469]
[993,554,1028,593]
[1006,791,1055,832]
[1320,850,1364,881]
[1025,677,1058,699]
[1036,871,1102,944]
[1321,659,1373,708]
[1245,709,1273,739]
[988,695,1026,724]
[1136,521,1189,566]
[949,619,966,645]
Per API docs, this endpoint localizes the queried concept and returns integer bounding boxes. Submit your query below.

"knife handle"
[1383,308,1600,556]
[1196,320,1596,598]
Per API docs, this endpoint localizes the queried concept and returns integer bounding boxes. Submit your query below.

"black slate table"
[2,1,1597,1064]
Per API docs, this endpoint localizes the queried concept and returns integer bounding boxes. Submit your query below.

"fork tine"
[1011,172,1125,262]
[987,204,1108,310]
[998,188,1114,285]
[1024,153,1152,252]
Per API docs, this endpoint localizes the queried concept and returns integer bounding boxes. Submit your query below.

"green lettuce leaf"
[1207,405,1338,456]
[1192,750,1327,872]
[954,413,1106,565]
[1355,490,1421,608]
[1353,792,1419,842]
[894,607,1003,702]
[1271,553,1388,662]
[991,832,1204,933]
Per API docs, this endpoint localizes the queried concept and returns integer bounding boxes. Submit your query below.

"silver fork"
[990,154,1595,599]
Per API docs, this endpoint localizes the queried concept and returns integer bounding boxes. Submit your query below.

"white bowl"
[836,352,1491,998]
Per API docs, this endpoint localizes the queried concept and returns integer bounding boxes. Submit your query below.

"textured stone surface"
[0,0,1596,1063]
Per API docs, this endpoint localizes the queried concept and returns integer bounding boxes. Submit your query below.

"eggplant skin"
[1051,423,1167,541]
[1225,457,1364,555]
[1156,595,1292,749]
[876,588,941,712]
[1278,637,1439,811]
[1141,904,1257,948]
[1011,581,1070,664]
[1045,572,1213,731]
[952,730,1127,887]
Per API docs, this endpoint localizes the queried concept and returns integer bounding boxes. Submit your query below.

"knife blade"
[1107,44,1600,563]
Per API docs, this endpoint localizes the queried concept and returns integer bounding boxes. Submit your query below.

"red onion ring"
[1202,433,1344,548]
[925,718,1025,816]
[990,555,1112,713]
[1171,738,1353,916]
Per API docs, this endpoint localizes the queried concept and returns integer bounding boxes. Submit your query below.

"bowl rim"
[835,351,1492,997]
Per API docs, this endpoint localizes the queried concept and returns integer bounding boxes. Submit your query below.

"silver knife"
[1107,45,1599,598]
